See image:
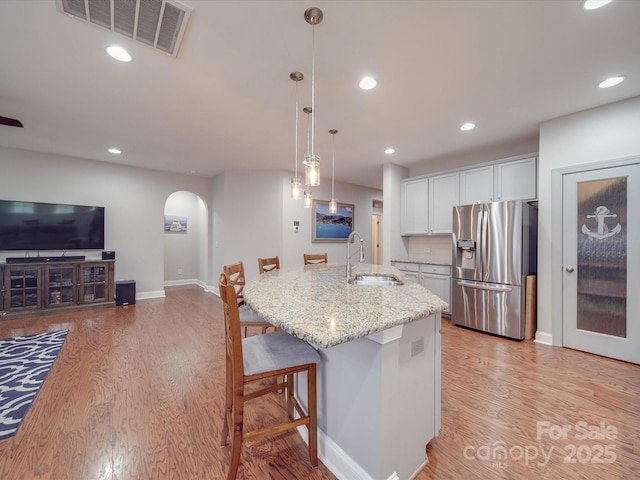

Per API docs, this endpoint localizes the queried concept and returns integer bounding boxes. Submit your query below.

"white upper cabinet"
[401,178,428,235]
[401,156,537,236]
[459,165,494,204]
[460,156,537,204]
[494,156,537,201]
[429,172,459,234]
[401,173,459,235]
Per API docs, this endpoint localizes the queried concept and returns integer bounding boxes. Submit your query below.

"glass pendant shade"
[290,177,302,200]
[304,154,320,186]
[329,199,337,214]
[304,190,313,208]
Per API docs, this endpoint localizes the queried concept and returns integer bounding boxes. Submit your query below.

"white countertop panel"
[243,264,447,348]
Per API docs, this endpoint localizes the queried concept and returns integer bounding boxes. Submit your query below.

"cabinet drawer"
[392,262,420,273]
[421,264,451,275]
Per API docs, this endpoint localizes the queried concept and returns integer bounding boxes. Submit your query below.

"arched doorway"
[163,191,209,289]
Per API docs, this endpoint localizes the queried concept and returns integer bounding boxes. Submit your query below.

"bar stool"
[257,256,280,274]
[223,261,272,336]
[303,253,328,265]
[219,272,319,479]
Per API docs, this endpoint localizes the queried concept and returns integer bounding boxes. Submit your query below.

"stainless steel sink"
[348,274,404,286]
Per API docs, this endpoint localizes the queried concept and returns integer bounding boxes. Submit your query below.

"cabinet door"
[45,264,77,307]
[6,267,41,311]
[429,172,459,234]
[459,165,494,204]
[401,178,428,235]
[421,273,451,314]
[80,263,109,303]
[495,156,537,201]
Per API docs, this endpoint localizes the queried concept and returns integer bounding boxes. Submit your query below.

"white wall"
[0,146,213,297]
[210,169,382,288]
[281,173,383,271]
[383,163,410,265]
[220,170,284,281]
[408,136,539,177]
[537,95,640,343]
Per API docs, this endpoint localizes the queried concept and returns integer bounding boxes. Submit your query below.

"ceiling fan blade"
[0,116,24,128]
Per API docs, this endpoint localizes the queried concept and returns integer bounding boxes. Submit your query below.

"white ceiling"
[1,0,639,190]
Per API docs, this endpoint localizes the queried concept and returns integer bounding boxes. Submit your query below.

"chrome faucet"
[346,231,365,278]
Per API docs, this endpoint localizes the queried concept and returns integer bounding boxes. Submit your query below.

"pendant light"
[290,72,304,200]
[304,190,313,209]
[329,129,338,214]
[303,7,323,187]
[303,106,313,208]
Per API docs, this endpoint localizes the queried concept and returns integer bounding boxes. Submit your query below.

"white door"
[562,163,639,364]
[371,214,381,265]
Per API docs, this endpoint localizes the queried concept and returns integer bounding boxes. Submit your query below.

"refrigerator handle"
[481,207,489,281]
[456,280,513,293]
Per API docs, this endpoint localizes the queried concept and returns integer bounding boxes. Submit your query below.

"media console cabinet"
[0,259,115,315]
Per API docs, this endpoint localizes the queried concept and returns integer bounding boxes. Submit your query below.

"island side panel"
[306,314,439,480]
[383,314,438,480]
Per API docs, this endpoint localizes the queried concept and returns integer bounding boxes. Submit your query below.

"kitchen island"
[244,264,447,480]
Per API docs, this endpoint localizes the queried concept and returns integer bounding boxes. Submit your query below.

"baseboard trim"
[534,331,553,345]
[137,290,165,300]
[297,425,374,480]
[164,279,198,287]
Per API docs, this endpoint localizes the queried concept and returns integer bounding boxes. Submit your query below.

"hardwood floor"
[0,285,638,479]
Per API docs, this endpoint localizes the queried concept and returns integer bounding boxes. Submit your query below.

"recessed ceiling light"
[384,147,395,155]
[359,76,377,90]
[582,0,614,11]
[108,148,122,154]
[598,76,625,88]
[106,46,132,62]
[460,122,475,131]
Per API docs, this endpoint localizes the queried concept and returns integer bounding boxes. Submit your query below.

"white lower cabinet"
[420,273,450,315]
[393,262,451,315]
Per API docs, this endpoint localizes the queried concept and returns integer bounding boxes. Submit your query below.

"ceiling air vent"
[56,0,192,57]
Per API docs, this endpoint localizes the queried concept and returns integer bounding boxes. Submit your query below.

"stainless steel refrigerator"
[451,201,537,340]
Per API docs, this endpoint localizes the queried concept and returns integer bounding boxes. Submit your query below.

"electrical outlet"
[411,337,424,357]
[178,268,183,275]
[423,247,431,253]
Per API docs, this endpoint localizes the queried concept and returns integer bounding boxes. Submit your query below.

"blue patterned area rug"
[0,330,68,440]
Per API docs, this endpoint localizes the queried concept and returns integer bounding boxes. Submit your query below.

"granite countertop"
[391,258,452,266]
[243,264,448,348]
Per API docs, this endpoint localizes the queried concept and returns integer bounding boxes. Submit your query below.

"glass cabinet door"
[46,265,77,307]
[82,265,107,303]
[8,267,40,311]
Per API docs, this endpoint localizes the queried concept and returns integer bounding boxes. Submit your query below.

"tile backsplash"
[407,235,453,263]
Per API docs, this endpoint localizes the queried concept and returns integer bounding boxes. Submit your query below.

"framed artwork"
[312,200,354,242]
[164,215,187,233]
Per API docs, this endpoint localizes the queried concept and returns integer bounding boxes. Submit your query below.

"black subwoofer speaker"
[115,280,135,306]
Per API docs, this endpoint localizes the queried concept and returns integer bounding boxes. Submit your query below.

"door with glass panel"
[562,162,639,364]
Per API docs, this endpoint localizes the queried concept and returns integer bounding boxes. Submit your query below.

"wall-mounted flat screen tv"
[0,200,105,251]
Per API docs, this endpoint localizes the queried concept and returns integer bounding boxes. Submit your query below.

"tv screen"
[0,200,105,251]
